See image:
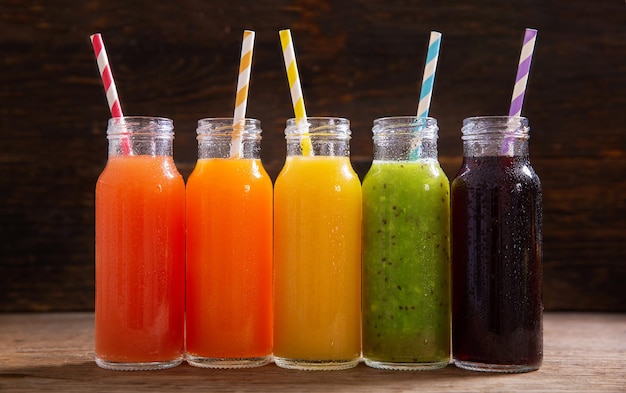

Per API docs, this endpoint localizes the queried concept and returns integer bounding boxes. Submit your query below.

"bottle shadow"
[0,361,511,391]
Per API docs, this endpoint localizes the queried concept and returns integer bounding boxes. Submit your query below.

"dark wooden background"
[1,1,624,312]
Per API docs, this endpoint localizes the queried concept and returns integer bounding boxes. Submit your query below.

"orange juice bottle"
[273,117,362,370]
[95,117,185,370]
[186,118,273,368]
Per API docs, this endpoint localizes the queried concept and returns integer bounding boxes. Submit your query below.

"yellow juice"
[273,155,362,364]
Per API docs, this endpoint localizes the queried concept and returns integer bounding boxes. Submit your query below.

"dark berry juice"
[451,155,542,372]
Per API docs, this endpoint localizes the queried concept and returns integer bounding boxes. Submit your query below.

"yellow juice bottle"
[273,117,362,370]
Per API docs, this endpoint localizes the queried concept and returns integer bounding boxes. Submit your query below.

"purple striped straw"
[502,28,537,156]
[509,28,538,117]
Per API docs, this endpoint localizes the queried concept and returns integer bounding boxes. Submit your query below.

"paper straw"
[90,34,124,118]
[508,28,537,117]
[90,33,130,155]
[279,29,313,156]
[409,31,442,160]
[230,30,255,158]
[502,28,538,156]
[417,31,442,118]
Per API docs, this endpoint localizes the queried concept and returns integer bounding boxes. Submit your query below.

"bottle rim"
[106,116,174,137]
[461,116,529,140]
[196,118,262,138]
[372,116,438,136]
[285,117,351,138]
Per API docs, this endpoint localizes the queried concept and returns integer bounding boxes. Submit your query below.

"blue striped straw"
[509,28,538,117]
[410,31,442,160]
[417,31,442,118]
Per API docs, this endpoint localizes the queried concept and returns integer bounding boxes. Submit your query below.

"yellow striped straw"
[230,30,255,158]
[279,29,313,156]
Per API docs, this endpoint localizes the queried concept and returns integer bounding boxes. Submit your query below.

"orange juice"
[186,157,273,367]
[273,154,362,370]
[95,154,185,370]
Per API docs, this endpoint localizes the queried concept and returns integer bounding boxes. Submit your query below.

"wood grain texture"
[1,312,625,392]
[1,0,625,311]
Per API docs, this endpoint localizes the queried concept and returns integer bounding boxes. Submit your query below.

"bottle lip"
[285,117,351,137]
[107,116,174,136]
[463,115,528,124]
[372,116,438,136]
[374,115,437,123]
[196,117,262,137]
[461,116,529,140]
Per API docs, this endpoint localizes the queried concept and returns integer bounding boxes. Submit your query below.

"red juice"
[95,117,185,371]
[451,155,542,372]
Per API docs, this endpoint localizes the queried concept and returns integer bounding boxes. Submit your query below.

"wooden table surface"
[0,312,624,392]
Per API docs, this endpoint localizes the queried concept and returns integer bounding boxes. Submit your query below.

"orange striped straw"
[90,33,130,155]
[279,29,313,156]
[230,30,255,158]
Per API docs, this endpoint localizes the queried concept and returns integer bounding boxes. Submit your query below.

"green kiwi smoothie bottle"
[362,116,451,370]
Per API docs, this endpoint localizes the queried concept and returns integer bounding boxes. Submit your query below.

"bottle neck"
[107,117,174,157]
[372,116,439,161]
[196,118,262,159]
[461,116,530,157]
[285,117,351,157]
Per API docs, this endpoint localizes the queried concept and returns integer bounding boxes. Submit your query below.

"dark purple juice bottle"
[451,116,543,373]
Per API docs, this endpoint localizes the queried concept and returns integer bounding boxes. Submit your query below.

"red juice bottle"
[95,117,185,371]
[451,116,543,373]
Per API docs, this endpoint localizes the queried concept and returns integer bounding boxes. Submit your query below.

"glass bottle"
[451,116,543,373]
[273,117,362,370]
[362,116,451,370]
[185,118,273,368]
[95,116,185,370]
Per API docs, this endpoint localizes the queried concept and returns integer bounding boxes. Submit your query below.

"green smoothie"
[361,159,451,369]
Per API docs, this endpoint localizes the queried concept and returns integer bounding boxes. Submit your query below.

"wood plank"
[1,312,625,392]
[1,157,624,311]
[1,0,625,312]
[5,154,623,311]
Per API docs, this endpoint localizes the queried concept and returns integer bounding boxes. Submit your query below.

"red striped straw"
[90,33,130,155]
